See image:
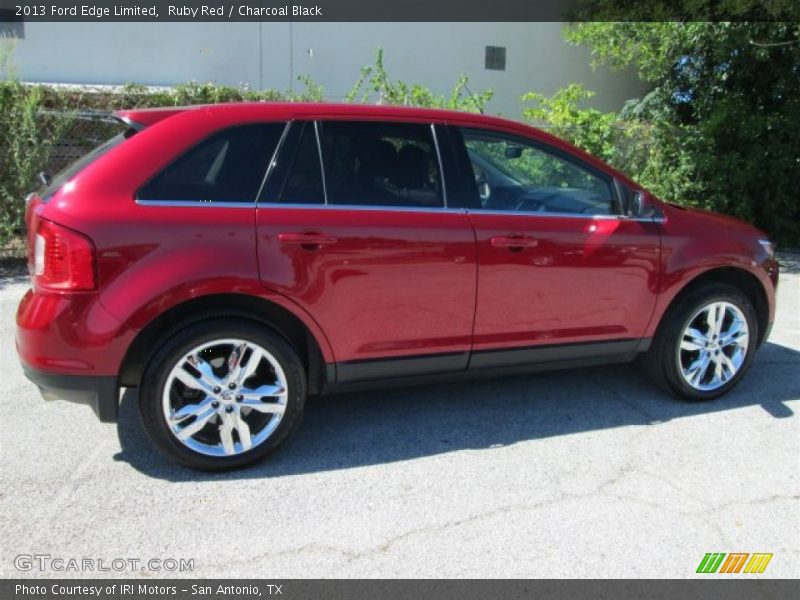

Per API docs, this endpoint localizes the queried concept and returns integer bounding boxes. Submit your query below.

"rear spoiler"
[113,107,190,131]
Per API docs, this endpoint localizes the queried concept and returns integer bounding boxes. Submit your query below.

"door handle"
[490,235,539,250]
[278,232,338,248]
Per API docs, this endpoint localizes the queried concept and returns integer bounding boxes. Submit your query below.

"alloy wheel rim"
[162,338,288,457]
[677,301,749,392]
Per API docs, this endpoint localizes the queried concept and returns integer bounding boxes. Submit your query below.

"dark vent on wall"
[485,46,506,71]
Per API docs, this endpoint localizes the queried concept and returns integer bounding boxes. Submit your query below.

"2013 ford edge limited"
[17,103,779,470]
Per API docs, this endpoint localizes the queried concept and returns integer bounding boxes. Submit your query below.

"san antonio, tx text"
[16,583,280,596]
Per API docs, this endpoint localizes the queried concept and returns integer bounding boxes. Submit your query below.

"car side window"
[460,128,614,216]
[278,122,326,205]
[138,123,285,203]
[319,121,444,208]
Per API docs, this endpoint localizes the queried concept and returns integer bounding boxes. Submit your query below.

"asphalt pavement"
[1,259,798,578]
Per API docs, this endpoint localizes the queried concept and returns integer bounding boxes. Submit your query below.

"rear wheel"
[139,318,306,471]
[644,283,757,401]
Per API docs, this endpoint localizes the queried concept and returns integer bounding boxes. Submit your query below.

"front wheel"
[139,318,306,471]
[644,283,758,401]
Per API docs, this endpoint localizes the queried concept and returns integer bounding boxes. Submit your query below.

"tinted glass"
[319,121,444,208]
[138,123,285,203]
[461,128,614,215]
[278,122,325,204]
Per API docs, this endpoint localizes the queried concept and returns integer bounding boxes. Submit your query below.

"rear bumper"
[15,288,133,377]
[22,365,119,423]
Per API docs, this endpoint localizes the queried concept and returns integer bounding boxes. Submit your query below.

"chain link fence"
[40,111,126,176]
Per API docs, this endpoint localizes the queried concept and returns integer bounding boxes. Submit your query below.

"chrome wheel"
[162,338,288,457]
[677,301,749,392]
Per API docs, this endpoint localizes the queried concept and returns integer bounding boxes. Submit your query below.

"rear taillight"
[31,219,97,292]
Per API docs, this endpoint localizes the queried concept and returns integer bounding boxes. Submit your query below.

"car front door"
[256,120,477,382]
[451,126,661,367]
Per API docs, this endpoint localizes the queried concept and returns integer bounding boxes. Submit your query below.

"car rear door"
[449,125,661,366]
[255,120,477,382]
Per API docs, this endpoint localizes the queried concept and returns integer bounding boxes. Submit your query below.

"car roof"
[115,102,514,129]
[113,102,637,188]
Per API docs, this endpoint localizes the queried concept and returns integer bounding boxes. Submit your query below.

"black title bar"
[1,0,799,22]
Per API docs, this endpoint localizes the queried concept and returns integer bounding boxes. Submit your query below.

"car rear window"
[138,123,286,204]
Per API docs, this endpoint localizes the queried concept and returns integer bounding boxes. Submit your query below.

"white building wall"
[9,22,645,116]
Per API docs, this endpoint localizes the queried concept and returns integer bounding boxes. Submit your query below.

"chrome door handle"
[277,232,338,247]
[489,236,539,250]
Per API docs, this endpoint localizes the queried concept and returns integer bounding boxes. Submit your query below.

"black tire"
[642,283,758,401]
[139,317,306,471]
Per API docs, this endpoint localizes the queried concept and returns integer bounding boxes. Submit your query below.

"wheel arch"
[119,293,333,394]
[656,266,770,347]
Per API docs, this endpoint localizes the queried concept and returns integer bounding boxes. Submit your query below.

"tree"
[563,16,800,246]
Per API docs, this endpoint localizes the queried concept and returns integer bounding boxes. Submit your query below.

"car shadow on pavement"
[114,341,799,481]
[0,275,29,291]
[777,252,800,275]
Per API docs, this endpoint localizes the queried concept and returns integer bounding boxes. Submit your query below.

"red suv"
[17,103,778,470]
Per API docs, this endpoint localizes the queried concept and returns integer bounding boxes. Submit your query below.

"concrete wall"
[9,22,645,117]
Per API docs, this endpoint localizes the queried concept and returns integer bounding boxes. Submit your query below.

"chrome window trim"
[134,200,664,221]
[468,208,665,222]
[257,203,466,214]
[135,199,255,208]
[468,208,618,220]
[430,123,448,208]
[641,214,667,224]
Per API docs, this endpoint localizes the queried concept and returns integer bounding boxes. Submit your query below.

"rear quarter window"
[138,123,286,204]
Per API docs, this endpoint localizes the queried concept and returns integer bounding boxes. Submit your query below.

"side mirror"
[504,145,523,159]
[630,191,656,218]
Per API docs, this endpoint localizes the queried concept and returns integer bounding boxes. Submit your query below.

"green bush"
[524,78,800,248]
[556,18,800,247]
[0,49,491,247]
[523,85,618,162]
[0,82,73,242]
[521,84,664,192]
[346,49,493,112]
